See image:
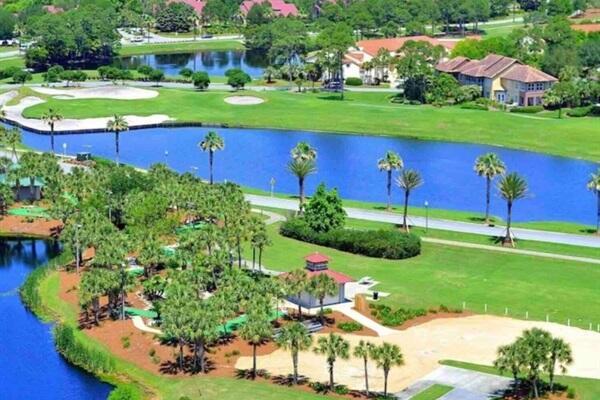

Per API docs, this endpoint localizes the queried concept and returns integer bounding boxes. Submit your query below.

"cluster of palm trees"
[282,268,337,325]
[494,328,573,399]
[277,325,403,397]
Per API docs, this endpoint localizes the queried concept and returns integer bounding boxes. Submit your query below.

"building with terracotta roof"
[436,54,557,106]
[284,253,354,309]
[341,36,464,85]
[168,0,206,16]
[240,0,299,19]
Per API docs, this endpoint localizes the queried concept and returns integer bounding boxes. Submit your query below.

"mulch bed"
[0,214,62,237]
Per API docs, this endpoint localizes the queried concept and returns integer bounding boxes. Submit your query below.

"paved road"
[245,194,600,249]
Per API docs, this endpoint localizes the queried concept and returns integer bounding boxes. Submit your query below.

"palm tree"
[239,303,273,379]
[377,151,403,211]
[283,269,309,318]
[587,168,600,235]
[474,153,506,225]
[373,342,404,397]
[498,172,528,246]
[188,302,219,373]
[309,273,337,325]
[353,340,376,396]
[106,115,129,165]
[42,108,63,154]
[546,337,573,392]
[494,343,523,384]
[395,169,423,232]
[291,141,317,161]
[4,127,21,162]
[287,159,316,213]
[313,333,350,390]
[198,131,224,185]
[275,321,313,385]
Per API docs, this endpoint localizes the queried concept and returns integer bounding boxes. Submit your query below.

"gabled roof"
[356,36,465,57]
[459,54,518,78]
[306,269,354,284]
[240,0,298,16]
[436,56,471,73]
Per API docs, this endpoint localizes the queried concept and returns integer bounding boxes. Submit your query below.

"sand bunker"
[224,95,264,105]
[235,315,600,393]
[32,86,159,100]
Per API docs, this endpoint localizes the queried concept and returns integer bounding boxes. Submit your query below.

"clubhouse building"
[436,54,558,106]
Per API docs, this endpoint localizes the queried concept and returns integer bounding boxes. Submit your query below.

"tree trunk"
[386,170,392,211]
[329,361,334,390]
[339,52,345,100]
[115,130,120,165]
[93,297,100,325]
[297,297,302,320]
[485,176,491,224]
[292,350,299,384]
[320,298,325,325]
[237,239,242,268]
[549,356,556,392]
[363,358,369,396]
[384,369,389,396]
[252,343,257,379]
[505,201,513,246]
[258,247,263,272]
[198,339,205,372]
[209,150,214,184]
[178,340,185,371]
[252,247,256,270]
[298,176,305,214]
[403,190,410,232]
[50,125,55,154]
[532,376,539,399]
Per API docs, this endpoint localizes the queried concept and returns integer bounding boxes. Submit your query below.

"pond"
[22,127,599,225]
[117,50,267,77]
[0,238,112,399]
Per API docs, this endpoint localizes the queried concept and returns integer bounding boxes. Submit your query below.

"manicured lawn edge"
[410,384,453,400]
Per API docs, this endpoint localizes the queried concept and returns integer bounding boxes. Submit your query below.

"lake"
[22,126,599,225]
[118,50,267,77]
[0,238,112,399]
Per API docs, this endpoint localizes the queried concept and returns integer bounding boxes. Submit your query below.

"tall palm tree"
[198,131,224,185]
[42,108,63,154]
[283,268,309,318]
[474,153,506,225]
[313,333,350,390]
[587,168,600,235]
[373,342,404,397]
[291,141,317,161]
[377,151,403,211]
[4,127,21,162]
[395,169,423,232]
[287,158,316,213]
[546,337,573,392]
[106,115,129,165]
[498,172,528,246]
[275,322,313,385]
[239,302,273,379]
[353,340,376,397]
[309,273,338,325]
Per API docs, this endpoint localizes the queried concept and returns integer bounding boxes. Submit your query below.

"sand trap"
[2,95,170,132]
[32,86,159,100]
[224,95,264,105]
[235,315,600,393]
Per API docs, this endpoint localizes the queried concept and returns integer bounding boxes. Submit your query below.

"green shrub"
[20,252,71,314]
[460,102,488,111]
[566,387,576,399]
[280,218,421,260]
[345,77,363,86]
[108,384,142,400]
[510,105,544,114]
[337,321,363,332]
[369,303,427,326]
[334,385,349,395]
[589,105,600,116]
[566,106,592,117]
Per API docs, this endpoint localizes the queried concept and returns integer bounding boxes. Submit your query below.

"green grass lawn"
[21,88,600,161]
[245,222,600,330]
[118,40,244,57]
[0,56,25,70]
[441,360,600,400]
[411,384,454,400]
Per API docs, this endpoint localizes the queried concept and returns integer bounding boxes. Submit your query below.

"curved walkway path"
[246,195,600,249]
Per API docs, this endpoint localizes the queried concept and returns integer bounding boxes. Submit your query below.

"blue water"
[0,239,112,399]
[118,50,267,77]
[22,127,599,225]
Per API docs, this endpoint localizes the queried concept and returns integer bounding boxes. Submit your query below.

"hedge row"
[345,77,363,86]
[566,106,592,117]
[509,105,544,114]
[280,218,421,260]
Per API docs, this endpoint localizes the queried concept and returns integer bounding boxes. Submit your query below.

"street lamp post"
[270,177,276,197]
[424,201,429,233]
[164,150,169,166]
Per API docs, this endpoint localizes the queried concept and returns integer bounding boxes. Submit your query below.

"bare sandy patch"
[236,315,600,392]
[32,86,159,100]
[224,95,264,105]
